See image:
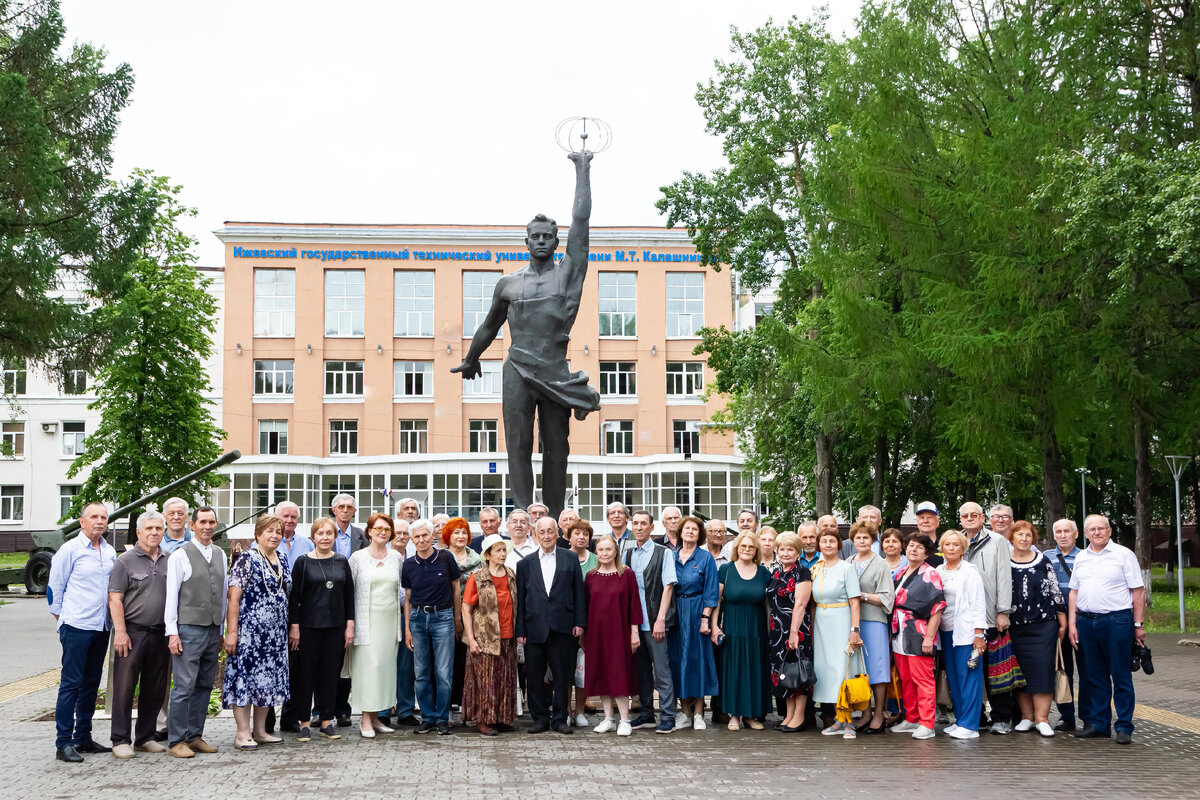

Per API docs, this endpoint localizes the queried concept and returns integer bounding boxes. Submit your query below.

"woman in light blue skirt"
[849,521,895,735]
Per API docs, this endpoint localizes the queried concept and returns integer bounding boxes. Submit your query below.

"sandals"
[727,717,741,731]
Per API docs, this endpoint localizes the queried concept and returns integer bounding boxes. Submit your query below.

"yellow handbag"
[836,646,872,724]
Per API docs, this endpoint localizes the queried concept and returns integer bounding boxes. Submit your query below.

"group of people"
[46,492,1147,763]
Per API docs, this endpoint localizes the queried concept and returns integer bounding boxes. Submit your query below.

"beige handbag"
[1053,644,1073,704]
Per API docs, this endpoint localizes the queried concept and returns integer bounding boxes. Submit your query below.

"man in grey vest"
[624,509,677,734]
[164,506,225,758]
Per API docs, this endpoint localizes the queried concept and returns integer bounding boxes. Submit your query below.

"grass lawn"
[1146,566,1200,634]
[0,552,28,568]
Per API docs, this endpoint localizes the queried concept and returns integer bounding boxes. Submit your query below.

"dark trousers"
[294,627,344,723]
[109,626,170,746]
[524,630,578,727]
[1076,609,1136,734]
[1056,637,1080,725]
[55,624,108,749]
[336,677,352,718]
[635,629,675,717]
[980,627,1013,726]
[710,640,726,718]
[279,648,308,727]
[451,639,467,709]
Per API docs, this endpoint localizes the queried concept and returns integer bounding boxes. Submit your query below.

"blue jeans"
[1076,608,1136,734]
[55,624,109,749]
[395,633,416,717]
[409,607,454,724]
[940,632,983,732]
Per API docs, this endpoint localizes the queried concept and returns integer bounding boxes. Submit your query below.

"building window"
[665,273,704,337]
[325,270,365,337]
[394,361,433,397]
[666,362,704,397]
[463,271,501,338]
[258,420,288,455]
[0,485,23,522]
[394,271,434,337]
[673,420,701,455]
[2,361,26,395]
[61,421,86,457]
[603,420,633,455]
[1,422,24,458]
[754,303,774,325]
[59,485,80,523]
[62,362,88,395]
[599,361,637,397]
[462,360,502,397]
[469,419,498,453]
[254,269,295,337]
[398,419,428,454]
[598,272,636,337]
[324,361,364,396]
[253,359,294,396]
[329,420,358,456]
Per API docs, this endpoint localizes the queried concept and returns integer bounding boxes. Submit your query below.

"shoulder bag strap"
[1056,552,1072,578]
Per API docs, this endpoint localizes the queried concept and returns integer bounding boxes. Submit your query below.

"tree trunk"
[886,433,902,526]
[815,430,835,516]
[1041,428,1066,530]
[1133,406,1154,604]
[873,435,887,510]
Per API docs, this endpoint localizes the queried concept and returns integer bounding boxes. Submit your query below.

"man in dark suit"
[516,517,587,734]
[330,493,367,725]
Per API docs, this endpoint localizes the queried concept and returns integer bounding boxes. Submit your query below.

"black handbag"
[779,652,816,690]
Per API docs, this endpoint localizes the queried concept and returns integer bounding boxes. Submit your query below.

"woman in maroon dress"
[583,534,642,736]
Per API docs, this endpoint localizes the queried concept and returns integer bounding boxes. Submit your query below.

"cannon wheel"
[23,552,52,595]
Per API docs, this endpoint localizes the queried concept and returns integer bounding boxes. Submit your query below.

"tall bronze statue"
[452,150,599,521]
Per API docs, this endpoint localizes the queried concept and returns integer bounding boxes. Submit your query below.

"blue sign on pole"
[488,462,497,474]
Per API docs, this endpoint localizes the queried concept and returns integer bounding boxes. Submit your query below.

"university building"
[214,222,757,534]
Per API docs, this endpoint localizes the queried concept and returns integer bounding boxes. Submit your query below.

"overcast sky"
[60,1,856,266]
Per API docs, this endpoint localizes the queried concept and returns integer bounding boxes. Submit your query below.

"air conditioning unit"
[41,421,58,434]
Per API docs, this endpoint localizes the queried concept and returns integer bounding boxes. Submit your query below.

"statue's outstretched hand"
[451,360,482,380]
[567,150,593,166]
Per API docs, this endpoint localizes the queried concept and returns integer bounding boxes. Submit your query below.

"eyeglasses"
[960,512,981,519]
[991,514,1012,520]
[369,525,391,533]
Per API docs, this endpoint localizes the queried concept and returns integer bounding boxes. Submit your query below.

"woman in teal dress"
[710,532,772,730]
[810,528,863,739]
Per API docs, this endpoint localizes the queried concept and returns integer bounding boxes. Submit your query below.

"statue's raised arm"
[562,151,592,310]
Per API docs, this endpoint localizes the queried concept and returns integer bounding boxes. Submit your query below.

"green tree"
[0,0,155,373]
[68,172,225,524]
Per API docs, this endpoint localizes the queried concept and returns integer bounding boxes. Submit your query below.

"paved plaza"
[2,595,1198,800]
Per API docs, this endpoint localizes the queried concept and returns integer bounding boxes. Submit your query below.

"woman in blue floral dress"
[223,514,291,750]
[766,531,813,732]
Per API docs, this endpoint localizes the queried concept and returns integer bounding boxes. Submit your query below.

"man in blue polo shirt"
[402,518,461,735]
[1049,518,1083,731]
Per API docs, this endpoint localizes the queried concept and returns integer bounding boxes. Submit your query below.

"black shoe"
[436,722,452,735]
[1054,719,1076,732]
[414,722,437,735]
[862,723,887,735]
[280,720,301,734]
[1076,726,1111,739]
[554,722,574,734]
[1138,644,1154,675]
[629,713,656,730]
[153,729,169,742]
[1115,730,1133,745]
[56,745,84,763]
[494,723,516,733]
[528,722,550,734]
[74,740,111,754]
[712,712,731,725]
[777,724,804,733]
[395,715,420,727]
[336,715,352,728]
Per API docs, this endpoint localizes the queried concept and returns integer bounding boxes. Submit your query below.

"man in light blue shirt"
[275,500,313,570]
[329,492,365,725]
[1050,518,1083,732]
[625,510,677,734]
[47,502,116,762]
[159,497,193,554]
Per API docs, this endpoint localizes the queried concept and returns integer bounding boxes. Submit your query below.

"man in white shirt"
[48,502,116,762]
[1068,514,1145,745]
[165,507,225,758]
[606,501,634,555]
[505,509,538,569]
[276,500,313,570]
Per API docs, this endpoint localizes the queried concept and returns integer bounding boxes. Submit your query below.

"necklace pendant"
[325,580,334,589]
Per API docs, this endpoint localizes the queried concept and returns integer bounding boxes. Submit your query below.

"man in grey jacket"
[959,501,1015,734]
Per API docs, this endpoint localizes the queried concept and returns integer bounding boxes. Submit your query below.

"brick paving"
[3,595,1199,800]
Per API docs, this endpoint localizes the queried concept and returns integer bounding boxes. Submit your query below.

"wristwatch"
[1133,621,1144,628]
[850,626,860,633]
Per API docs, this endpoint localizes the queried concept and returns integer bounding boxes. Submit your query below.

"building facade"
[214,223,756,533]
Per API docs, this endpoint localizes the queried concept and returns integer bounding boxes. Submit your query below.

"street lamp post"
[1076,467,1091,525]
[1165,456,1188,631]
[992,474,1004,506]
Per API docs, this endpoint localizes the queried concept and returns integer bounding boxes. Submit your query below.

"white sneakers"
[675,712,692,729]
[944,724,959,735]
[949,726,980,739]
[912,725,936,739]
[891,721,919,733]
[693,714,707,731]
[593,718,617,734]
[1014,719,1035,732]
[1035,722,1055,737]
[617,721,632,737]
[574,714,590,728]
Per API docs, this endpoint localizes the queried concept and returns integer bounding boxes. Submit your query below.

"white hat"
[479,533,507,557]
[915,501,939,516]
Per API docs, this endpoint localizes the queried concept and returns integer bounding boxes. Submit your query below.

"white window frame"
[2,361,26,395]
[258,420,288,455]
[665,273,705,338]
[324,270,365,337]
[469,419,498,453]
[253,269,295,337]
[463,271,502,338]
[603,420,634,455]
[59,485,80,523]
[462,360,502,399]
[253,359,294,397]
[329,420,358,456]
[394,271,434,337]
[61,421,86,457]
[0,485,23,522]
[599,361,637,398]
[61,365,88,396]
[394,361,434,398]
[666,361,705,399]
[324,360,364,397]
[673,420,701,455]
[598,272,637,337]
[398,419,428,454]
[1,421,24,459]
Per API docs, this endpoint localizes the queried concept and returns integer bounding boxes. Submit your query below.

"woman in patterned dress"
[223,514,292,750]
[890,533,946,739]
[1009,520,1067,737]
[766,531,813,732]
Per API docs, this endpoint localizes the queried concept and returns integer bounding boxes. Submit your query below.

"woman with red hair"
[443,517,483,723]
